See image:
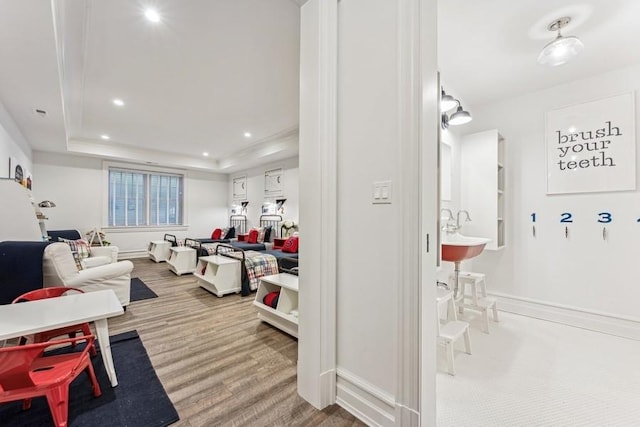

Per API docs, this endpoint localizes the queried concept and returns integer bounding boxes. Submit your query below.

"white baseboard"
[336,368,395,427]
[118,250,148,259]
[491,292,640,341]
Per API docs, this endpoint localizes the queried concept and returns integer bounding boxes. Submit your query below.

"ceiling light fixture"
[440,89,459,112]
[244,132,252,138]
[448,105,472,126]
[537,17,584,67]
[145,8,161,23]
[203,152,209,157]
[101,134,110,140]
[112,99,125,107]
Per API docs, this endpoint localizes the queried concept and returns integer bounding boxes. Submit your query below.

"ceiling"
[0,0,300,173]
[1,1,639,173]
[438,0,640,108]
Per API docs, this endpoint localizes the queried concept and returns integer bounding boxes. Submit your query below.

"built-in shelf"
[461,129,506,250]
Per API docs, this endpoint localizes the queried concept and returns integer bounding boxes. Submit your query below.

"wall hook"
[565,226,568,239]
[532,225,536,237]
[602,227,607,240]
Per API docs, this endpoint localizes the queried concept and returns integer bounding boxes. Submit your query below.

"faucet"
[440,208,455,233]
[456,210,472,231]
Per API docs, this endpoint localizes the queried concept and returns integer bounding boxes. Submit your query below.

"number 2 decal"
[597,212,612,223]
[560,212,573,223]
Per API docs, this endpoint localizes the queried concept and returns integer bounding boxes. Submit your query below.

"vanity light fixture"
[448,105,472,126]
[537,17,584,67]
[440,89,459,112]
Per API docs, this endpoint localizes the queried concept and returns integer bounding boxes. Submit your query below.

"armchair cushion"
[42,243,132,306]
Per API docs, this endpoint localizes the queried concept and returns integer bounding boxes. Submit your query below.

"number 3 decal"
[597,212,612,223]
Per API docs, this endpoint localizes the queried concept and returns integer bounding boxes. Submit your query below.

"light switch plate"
[372,180,392,204]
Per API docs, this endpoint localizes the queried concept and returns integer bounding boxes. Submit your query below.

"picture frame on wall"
[264,167,283,196]
[546,92,636,194]
[232,175,247,200]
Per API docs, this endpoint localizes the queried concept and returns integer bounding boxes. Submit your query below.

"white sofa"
[42,242,133,306]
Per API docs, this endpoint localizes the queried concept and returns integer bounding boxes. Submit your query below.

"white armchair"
[42,242,133,306]
[82,245,119,268]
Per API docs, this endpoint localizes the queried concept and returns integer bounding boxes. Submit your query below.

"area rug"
[0,330,179,427]
[130,277,158,302]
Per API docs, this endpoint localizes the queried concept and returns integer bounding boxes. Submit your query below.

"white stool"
[452,271,499,333]
[148,240,172,262]
[436,288,471,376]
[167,246,197,276]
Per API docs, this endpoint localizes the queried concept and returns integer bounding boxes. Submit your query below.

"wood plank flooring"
[109,258,364,427]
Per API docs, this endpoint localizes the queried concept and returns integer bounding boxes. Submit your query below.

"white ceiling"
[0,0,300,173]
[438,0,640,108]
[1,1,639,173]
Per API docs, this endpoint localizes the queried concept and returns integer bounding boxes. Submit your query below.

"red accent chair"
[0,336,102,427]
[12,287,97,357]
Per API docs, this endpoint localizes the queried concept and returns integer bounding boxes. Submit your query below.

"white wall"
[0,100,32,180]
[228,156,298,230]
[336,0,399,406]
[464,63,640,331]
[33,151,228,255]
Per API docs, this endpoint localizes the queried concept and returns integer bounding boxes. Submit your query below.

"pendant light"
[449,105,472,125]
[537,17,584,67]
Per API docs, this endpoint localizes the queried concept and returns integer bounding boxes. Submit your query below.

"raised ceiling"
[0,0,300,173]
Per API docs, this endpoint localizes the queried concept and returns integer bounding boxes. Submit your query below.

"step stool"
[450,271,499,333]
[436,287,471,375]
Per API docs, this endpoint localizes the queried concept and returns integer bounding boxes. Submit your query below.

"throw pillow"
[282,236,299,253]
[247,229,259,244]
[71,252,84,271]
[220,227,229,239]
[263,226,273,243]
[255,227,266,243]
[211,228,222,240]
[59,238,92,259]
[224,226,235,239]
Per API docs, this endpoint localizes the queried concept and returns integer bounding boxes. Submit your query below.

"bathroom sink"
[441,234,491,262]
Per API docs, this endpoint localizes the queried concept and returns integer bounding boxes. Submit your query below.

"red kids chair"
[12,287,97,357]
[0,336,102,427]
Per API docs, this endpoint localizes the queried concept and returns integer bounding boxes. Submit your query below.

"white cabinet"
[460,129,506,250]
[253,273,298,338]
[148,240,172,262]
[166,246,197,275]
[0,179,44,241]
[194,255,241,297]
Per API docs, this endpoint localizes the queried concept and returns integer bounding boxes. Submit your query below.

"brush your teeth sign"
[546,92,636,194]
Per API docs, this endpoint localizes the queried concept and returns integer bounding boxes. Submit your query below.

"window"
[108,168,184,227]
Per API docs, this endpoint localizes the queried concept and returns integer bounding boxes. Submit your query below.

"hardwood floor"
[109,258,364,427]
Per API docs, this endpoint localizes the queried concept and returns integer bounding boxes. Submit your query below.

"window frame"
[102,161,189,232]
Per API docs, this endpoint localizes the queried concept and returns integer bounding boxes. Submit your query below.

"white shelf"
[148,240,172,262]
[166,246,197,275]
[195,255,242,297]
[253,273,299,338]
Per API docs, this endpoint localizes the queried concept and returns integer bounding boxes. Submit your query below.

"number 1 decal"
[531,213,536,222]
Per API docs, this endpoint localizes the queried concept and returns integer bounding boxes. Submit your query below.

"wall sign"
[232,175,247,200]
[264,168,283,196]
[546,92,636,194]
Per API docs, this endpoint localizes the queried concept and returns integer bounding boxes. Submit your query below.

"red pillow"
[211,228,222,240]
[282,236,299,253]
[247,229,259,244]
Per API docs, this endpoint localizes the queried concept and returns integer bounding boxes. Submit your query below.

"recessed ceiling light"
[203,152,209,157]
[145,8,161,23]
[101,135,110,140]
[244,132,252,138]
[112,99,125,107]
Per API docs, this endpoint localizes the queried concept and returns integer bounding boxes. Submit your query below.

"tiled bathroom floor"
[437,310,640,426]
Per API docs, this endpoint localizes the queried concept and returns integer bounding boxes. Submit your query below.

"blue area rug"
[130,277,158,302]
[0,330,179,427]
